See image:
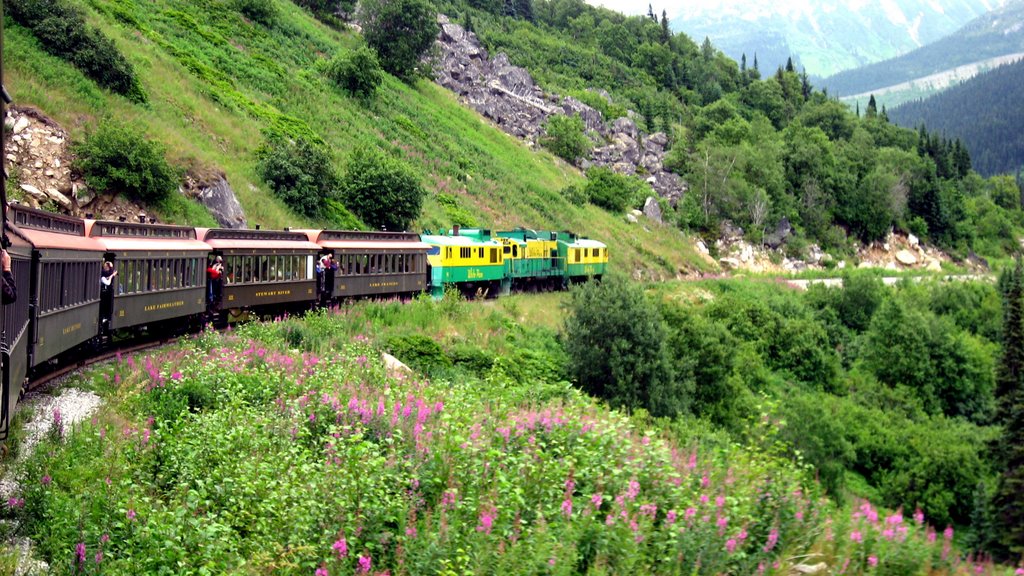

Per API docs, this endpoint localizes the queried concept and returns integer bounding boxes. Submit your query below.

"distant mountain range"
[888,57,1024,177]
[666,0,1007,77]
[821,0,1024,106]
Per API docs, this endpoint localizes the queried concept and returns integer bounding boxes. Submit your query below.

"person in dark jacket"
[2,249,15,304]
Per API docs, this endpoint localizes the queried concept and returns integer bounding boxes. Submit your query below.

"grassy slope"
[3,0,707,277]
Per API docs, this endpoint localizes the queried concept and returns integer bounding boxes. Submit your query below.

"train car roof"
[295,229,429,251]
[566,238,607,249]
[420,234,502,247]
[9,205,106,251]
[197,228,321,250]
[85,220,211,251]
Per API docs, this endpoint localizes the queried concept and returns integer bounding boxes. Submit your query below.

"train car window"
[397,254,405,273]
[490,248,498,264]
[574,250,581,263]
[278,256,286,281]
[239,256,249,283]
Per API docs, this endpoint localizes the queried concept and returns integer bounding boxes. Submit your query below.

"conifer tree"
[740,53,746,73]
[994,257,1024,557]
[660,10,670,43]
[648,3,655,20]
[753,53,758,72]
[866,95,878,118]
[785,57,794,73]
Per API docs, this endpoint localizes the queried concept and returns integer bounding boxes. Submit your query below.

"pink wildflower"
[868,556,878,567]
[666,510,678,524]
[591,493,603,508]
[625,480,640,500]
[1014,569,1024,575]
[95,551,103,564]
[725,539,737,553]
[561,498,573,517]
[75,542,86,564]
[332,537,348,559]
[477,509,496,534]
[944,526,954,540]
[763,528,779,552]
[127,508,136,521]
[41,475,51,486]
[315,568,329,576]
[357,554,372,574]
[850,530,862,544]
[913,508,925,525]
[405,526,417,538]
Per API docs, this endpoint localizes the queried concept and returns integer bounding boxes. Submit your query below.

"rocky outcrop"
[433,15,687,205]
[183,172,247,229]
[3,106,247,227]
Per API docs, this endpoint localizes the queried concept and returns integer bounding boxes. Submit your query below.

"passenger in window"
[207,256,224,308]
[321,254,338,305]
[2,249,16,304]
[99,261,117,328]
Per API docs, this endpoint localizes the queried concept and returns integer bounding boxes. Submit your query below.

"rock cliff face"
[3,106,246,227]
[433,16,687,206]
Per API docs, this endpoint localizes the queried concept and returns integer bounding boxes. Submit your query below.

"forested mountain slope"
[823,0,1024,101]
[888,58,1024,177]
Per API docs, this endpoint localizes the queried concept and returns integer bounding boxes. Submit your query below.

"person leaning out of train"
[100,260,118,290]
[207,256,224,306]
[321,254,338,302]
[1,249,15,304]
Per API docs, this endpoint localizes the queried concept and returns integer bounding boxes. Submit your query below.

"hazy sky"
[584,0,663,17]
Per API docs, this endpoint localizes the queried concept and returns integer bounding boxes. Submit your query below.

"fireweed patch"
[5,322,1020,575]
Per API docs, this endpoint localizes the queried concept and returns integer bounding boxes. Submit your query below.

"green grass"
[4,0,704,276]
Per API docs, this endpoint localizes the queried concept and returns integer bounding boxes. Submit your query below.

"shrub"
[71,120,178,203]
[234,0,277,26]
[384,334,452,374]
[563,276,686,417]
[325,46,384,97]
[540,113,590,164]
[256,133,340,218]
[342,147,425,231]
[584,167,644,213]
[6,0,145,102]
[359,0,439,80]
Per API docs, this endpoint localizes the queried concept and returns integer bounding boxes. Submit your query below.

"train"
[0,205,608,439]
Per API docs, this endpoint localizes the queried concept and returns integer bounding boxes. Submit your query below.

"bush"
[6,0,145,102]
[563,276,686,417]
[256,133,340,218]
[342,147,425,231]
[72,120,178,203]
[325,46,384,97]
[584,167,644,213]
[540,114,590,164]
[234,0,277,25]
[359,0,439,80]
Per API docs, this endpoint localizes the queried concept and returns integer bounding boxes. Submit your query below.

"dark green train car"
[556,232,608,283]
[495,228,565,290]
[199,228,320,315]
[89,220,209,332]
[421,227,509,298]
[13,207,104,367]
[300,230,429,300]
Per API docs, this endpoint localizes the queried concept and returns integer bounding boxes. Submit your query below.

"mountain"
[888,57,1024,177]
[666,0,1006,77]
[821,0,1024,106]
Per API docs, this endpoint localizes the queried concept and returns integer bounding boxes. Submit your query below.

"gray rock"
[611,117,638,140]
[642,196,662,224]
[195,175,247,229]
[763,217,792,249]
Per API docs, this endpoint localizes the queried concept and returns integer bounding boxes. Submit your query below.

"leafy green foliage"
[341,147,425,231]
[71,119,179,203]
[256,133,341,218]
[359,0,439,80]
[563,276,686,417]
[325,46,384,98]
[994,259,1024,556]
[583,167,644,213]
[6,0,145,102]
[540,114,590,164]
[234,0,277,25]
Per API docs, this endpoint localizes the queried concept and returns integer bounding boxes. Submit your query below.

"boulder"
[719,257,741,269]
[625,213,638,224]
[194,174,248,229]
[908,233,919,247]
[791,563,829,575]
[926,258,943,272]
[11,116,30,135]
[642,196,662,224]
[895,249,918,266]
[764,217,792,249]
[611,117,638,140]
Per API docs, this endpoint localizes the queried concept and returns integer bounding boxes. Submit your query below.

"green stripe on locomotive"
[421,229,508,297]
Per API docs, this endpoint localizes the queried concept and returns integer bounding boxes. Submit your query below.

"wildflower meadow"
[2,298,1023,575]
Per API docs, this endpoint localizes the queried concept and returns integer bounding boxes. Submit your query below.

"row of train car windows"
[115,258,204,295]
[336,253,423,275]
[40,261,102,313]
[222,255,312,284]
[447,247,500,263]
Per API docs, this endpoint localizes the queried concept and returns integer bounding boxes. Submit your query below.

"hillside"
[667,0,1003,77]
[2,0,706,279]
[888,58,1024,177]
[823,0,1024,106]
